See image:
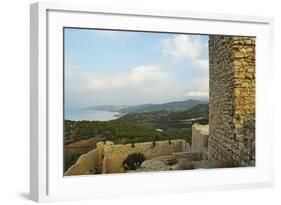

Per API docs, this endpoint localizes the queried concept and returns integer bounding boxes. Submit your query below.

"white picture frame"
[30,1,274,202]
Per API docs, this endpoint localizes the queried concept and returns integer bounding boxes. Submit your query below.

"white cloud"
[65,34,210,108]
[85,65,168,91]
[186,91,209,97]
[160,35,209,98]
[64,63,209,108]
[69,64,187,105]
[161,35,208,71]
[184,77,209,98]
[161,35,203,60]
[194,59,209,71]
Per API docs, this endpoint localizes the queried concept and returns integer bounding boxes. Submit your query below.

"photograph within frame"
[63,27,255,176]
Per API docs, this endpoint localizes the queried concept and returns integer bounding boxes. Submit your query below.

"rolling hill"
[116,103,209,123]
[85,99,208,113]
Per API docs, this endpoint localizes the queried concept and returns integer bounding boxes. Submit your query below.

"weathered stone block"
[209,35,255,167]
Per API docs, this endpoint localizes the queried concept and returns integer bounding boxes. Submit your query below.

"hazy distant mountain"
[118,99,208,113]
[85,105,129,112]
[115,103,209,125]
[85,99,208,113]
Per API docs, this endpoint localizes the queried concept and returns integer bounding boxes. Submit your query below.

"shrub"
[122,153,145,171]
[64,153,81,172]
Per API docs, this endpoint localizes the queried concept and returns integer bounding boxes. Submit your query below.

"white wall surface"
[0,0,280,204]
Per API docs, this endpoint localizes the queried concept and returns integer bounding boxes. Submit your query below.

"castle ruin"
[209,36,255,167]
[65,35,256,175]
[65,139,190,175]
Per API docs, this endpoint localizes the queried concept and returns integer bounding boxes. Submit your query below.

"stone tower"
[209,36,255,167]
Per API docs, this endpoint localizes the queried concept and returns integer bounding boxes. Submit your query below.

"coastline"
[65,109,123,121]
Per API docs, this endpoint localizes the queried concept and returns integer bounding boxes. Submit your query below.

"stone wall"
[65,35,256,175]
[191,124,209,157]
[209,35,255,167]
[65,139,190,175]
[102,139,189,173]
[64,149,99,176]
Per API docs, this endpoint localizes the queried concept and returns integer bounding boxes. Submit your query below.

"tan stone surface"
[64,149,99,176]
[191,124,209,154]
[209,36,255,167]
[102,139,189,173]
[65,35,256,175]
[66,139,190,175]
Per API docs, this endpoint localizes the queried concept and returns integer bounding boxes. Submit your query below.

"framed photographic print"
[30,2,274,202]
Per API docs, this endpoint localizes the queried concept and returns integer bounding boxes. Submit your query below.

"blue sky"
[64,28,209,110]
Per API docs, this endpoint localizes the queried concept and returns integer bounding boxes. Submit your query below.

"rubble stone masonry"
[65,139,190,175]
[209,35,255,167]
[65,35,256,176]
[192,124,209,159]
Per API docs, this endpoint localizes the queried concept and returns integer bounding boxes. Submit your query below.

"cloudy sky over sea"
[64,28,209,110]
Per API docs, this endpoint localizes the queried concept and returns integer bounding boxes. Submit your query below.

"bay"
[65,109,121,121]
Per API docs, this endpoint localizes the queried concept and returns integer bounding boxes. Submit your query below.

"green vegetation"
[64,103,208,145]
[64,153,82,172]
[123,153,146,171]
[64,120,192,145]
[64,103,209,171]
[116,104,208,123]
[119,99,207,113]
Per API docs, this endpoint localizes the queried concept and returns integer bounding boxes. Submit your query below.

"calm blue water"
[65,109,121,121]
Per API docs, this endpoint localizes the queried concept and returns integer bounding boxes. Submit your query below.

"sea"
[64,109,121,121]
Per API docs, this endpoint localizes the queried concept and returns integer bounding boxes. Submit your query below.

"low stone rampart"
[65,139,190,175]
